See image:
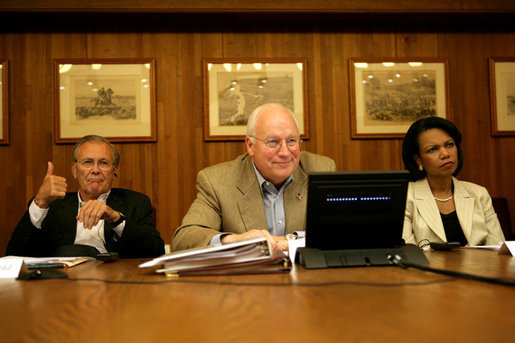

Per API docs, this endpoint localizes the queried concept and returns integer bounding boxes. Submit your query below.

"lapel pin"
[296,193,302,200]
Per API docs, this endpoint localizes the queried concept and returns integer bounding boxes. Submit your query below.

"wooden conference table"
[1,248,514,343]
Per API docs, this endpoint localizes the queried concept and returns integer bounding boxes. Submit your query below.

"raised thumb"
[46,161,54,177]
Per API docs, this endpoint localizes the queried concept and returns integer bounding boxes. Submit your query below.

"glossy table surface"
[1,248,514,343]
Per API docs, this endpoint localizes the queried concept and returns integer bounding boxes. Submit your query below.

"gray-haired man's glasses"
[250,136,302,150]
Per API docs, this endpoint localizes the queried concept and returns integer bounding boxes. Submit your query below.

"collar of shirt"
[251,162,292,236]
[251,162,293,196]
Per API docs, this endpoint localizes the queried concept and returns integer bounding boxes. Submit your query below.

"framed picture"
[489,57,515,136]
[203,58,308,141]
[349,57,450,139]
[0,59,8,145]
[54,58,156,143]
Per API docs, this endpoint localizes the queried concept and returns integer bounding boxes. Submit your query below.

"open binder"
[139,237,291,276]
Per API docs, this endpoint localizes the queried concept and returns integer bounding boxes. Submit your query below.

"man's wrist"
[111,212,125,227]
[220,233,234,244]
[33,197,49,209]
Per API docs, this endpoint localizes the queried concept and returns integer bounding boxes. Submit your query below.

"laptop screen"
[305,170,409,250]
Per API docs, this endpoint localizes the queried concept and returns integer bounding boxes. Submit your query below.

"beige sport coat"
[402,177,505,246]
[172,152,336,251]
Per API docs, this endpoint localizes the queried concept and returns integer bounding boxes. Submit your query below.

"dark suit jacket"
[6,188,165,258]
[172,152,336,251]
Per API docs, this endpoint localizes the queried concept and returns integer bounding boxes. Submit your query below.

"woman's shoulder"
[408,178,429,190]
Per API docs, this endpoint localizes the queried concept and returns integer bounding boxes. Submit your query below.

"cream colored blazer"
[403,177,505,246]
[172,152,336,251]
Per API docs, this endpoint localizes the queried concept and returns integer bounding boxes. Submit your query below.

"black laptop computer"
[297,170,428,269]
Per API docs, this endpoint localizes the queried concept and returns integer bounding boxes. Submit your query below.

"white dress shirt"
[28,191,126,253]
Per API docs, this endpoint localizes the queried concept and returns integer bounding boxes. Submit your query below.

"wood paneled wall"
[0,13,514,254]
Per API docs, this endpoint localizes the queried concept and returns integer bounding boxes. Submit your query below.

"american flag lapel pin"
[296,193,302,200]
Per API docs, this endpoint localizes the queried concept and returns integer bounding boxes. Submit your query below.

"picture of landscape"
[56,59,155,142]
[363,70,437,126]
[502,74,515,117]
[73,77,138,123]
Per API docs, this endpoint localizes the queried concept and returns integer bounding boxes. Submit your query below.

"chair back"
[492,197,513,241]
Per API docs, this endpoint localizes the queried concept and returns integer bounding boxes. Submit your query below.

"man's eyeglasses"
[250,136,302,150]
[75,159,114,170]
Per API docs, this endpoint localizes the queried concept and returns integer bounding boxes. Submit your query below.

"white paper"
[462,244,502,250]
[159,244,270,272]
[1,255,94,267]
[0,258,25,279]
[287,237,306,264]
[21,256,89,265]
[139,237,271,269]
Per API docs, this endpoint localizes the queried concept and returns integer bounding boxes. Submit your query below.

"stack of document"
[0,256,95,279]
[139,237,291,276]
[23,256,95,268]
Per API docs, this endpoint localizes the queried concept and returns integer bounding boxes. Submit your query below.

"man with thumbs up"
[6,135,165,258]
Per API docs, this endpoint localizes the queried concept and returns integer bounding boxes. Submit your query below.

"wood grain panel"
[0,16,514,254]
[438,31,515,219]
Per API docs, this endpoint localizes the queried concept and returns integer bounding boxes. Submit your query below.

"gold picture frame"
[489,57,515,136]
[0,59,9,145]
[349,57,450,139]
[54,58,156,143]
[203,58,308,141]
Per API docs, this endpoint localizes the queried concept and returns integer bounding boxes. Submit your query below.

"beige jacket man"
[403,177,505,246]
[172,151,336,251]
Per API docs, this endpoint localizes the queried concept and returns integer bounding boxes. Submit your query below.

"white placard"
[0,258,26,279]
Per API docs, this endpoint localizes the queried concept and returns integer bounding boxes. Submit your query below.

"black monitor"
[305,170,410,250]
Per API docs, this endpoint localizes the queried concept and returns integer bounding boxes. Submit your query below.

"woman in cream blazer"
[402,117,504,247]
